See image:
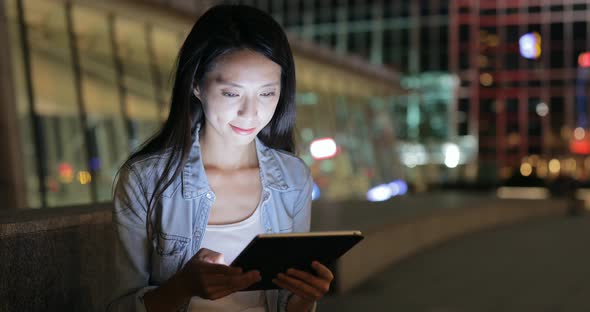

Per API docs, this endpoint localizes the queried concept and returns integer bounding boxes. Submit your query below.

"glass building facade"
[2,0,401,208]
[450,0,590,182]
[225,0,590,184]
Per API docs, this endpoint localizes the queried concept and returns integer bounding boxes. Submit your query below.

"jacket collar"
[181,123,289,199]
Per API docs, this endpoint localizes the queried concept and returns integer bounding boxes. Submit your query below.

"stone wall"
[0,204,112,312]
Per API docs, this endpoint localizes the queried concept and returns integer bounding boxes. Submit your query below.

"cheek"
[261,100,280,123]
[203,97,237,120]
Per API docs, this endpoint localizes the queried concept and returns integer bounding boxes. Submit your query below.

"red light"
[570,139,590,154]
[58,163,73,176]
[578,52,590,68]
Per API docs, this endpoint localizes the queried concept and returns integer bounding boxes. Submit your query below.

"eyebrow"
[216,77,279,88]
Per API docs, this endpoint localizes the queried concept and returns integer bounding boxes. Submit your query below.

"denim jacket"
[107,125,313,312]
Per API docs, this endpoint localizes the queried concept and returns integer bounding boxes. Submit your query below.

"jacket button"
[206,192,212,199]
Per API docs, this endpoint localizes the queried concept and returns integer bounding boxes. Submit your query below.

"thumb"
[204,253,226,265]
[197,248,226,265]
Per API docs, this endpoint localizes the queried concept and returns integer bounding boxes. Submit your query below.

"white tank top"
[188,204,266,312]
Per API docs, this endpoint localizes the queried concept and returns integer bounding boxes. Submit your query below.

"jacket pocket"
[151,232,190,283]
[155,232,189,256]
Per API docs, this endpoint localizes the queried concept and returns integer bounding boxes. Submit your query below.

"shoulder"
[117,149,177,195]
[262,147,312,192]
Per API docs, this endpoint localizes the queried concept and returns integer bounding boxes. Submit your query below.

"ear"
[193,86,201,101]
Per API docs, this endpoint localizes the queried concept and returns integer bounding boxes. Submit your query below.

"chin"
[227,132,257,145]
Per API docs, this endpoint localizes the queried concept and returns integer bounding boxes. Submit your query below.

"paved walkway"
[318,215,590,312]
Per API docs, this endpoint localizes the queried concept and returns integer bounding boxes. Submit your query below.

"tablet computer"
[230,231,364,291]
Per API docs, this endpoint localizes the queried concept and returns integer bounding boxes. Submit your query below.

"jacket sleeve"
[278,172,317,312]
[106,164,157,312]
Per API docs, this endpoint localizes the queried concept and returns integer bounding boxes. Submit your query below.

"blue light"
[89,157,101,171]
[390,180,408,196]
[312,183,321,201]
[367,184,392,202]
[519,32,541,59]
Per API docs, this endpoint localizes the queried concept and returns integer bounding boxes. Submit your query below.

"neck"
[199,126,258,171]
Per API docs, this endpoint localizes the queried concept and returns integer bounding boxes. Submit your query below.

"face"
[194,49,282,146]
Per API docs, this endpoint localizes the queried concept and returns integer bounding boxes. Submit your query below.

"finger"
[209,283,253,300]
[203,254,226,265]
[196,248,226,265]
[204,271,261,289]
[202,272,261,298]
[271,278,316,302]
[198,261,243,275]
[274,273,323,301]
[285,268,329,293]
[227,271,261,291]
[311,261,334,281]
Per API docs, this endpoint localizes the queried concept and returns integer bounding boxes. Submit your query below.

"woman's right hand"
[179,248,261,300]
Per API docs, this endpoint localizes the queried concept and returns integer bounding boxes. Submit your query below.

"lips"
[230,124,256,135]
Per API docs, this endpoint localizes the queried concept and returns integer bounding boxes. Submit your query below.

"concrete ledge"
[334,198,569,293]
[0,204,113,312]
[0,203,111,238]
[0,194,570,310]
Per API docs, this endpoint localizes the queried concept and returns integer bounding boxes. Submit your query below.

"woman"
[107,4,332,312]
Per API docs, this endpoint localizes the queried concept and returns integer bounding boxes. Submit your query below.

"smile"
[230,125,257,135]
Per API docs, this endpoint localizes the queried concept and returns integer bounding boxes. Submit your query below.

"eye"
[260,91,276,97]
[222,91,239,97]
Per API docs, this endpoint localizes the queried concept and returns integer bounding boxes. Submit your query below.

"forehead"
[207,50,281,85]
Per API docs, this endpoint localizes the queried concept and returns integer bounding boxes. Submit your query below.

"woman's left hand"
[272,261,334,311]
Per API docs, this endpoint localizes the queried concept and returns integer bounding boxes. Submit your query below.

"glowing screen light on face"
[519,32,541,59]
[310,138,338,160]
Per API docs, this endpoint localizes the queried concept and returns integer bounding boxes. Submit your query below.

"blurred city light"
[535,102,549,117]
[366,184,393,202]
[310,138,338,160]
[366,180,408,202]
[548,159,561,174]
[520,163,533,177]
[519,32,541,59]
[58,163,74,183]
[77,171,92,185]
[578,52,590,68]
[574,127,585,140]
[400,144,428,168]
[570,128,590,154]
[479,72,493,86]
[537,160,548,178]
[443,143,461,168]
[388,179,408,196]
[497,187,549,200]
[89,157,101,171]
[528,154,540,166]
[311,182,320,201]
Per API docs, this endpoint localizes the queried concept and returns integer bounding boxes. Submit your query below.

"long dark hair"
[121,4,296,241]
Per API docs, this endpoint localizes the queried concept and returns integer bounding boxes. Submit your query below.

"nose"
[238,96,258,118]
